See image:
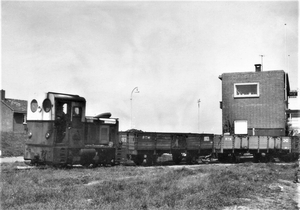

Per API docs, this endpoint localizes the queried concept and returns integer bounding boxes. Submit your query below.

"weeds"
[0,163,298,210]
[1,132,26,157]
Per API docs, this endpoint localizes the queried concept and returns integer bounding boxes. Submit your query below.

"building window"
[234,83,259,98]
[13,113,25,132]
[234,120,248,135]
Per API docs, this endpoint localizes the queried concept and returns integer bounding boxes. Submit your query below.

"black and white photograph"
[1,1,299,209]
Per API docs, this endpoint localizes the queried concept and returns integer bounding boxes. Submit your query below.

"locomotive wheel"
[53,163,70,169]
[110,158,116,166]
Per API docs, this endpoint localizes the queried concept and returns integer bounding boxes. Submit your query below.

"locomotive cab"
[52,93,86,146]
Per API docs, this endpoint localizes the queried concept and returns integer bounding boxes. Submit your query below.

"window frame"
[234,120,248,135]
[234,82,259,98]
[72,106,82,118]
[99,126,110,144]
[42,99,52,113]
[30,99,38,112]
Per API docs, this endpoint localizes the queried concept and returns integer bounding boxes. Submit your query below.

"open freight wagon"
[214,135,300,162]
[118,131,215,165]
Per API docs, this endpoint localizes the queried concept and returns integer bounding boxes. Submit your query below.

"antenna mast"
[197,99,201,132]
[259,55,265,71]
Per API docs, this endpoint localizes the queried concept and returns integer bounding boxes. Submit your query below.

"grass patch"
[0,163,298,209]
[1,132,26,157]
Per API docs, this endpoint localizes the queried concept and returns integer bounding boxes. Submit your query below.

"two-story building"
[219,64,297,136]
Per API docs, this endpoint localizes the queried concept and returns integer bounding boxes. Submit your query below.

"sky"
[1,0,299,134]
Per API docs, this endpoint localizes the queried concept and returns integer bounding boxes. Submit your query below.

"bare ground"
[223,179,299,210]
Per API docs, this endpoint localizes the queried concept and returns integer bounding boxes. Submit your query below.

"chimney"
[254,64,262,72]
[0,89,5,100]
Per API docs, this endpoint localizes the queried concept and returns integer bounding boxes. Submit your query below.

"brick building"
[219,64,294,136]
[1,90,27,133]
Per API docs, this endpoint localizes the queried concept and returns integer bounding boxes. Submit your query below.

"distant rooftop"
[1,90,27,113]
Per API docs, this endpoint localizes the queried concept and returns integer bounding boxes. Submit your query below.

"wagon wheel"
[172,153,183,165]
[186,154,193,165]
[82,163,91,168]
[253,153,260,163]
[217,154,227,163]
[134,155,144,165]
[234,155,241,163]
[92,163,98,168]
[267,155,275,163]
[146,155,154,166]
[152,155,158,165]
[110,158,116,166]
[80,159,92,168]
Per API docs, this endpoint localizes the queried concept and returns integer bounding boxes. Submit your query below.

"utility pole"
[197,99,201,132]
[130,87,139,128]
[287,54,290,73]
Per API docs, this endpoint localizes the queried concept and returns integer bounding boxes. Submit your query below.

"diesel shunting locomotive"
[24,92,120,167]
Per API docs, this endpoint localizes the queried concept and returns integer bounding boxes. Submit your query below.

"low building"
[1,90,27,133]
[286,109,300,136]
[219,64,296,136]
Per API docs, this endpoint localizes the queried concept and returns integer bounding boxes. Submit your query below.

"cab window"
[73,107,82,117]
[72,106,82,128]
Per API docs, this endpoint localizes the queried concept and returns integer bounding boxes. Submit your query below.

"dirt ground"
[223,179,299,210]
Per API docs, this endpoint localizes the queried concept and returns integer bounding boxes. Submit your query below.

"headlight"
[28,132,32,139]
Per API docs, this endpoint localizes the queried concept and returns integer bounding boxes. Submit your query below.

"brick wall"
[221,70,287,135]
[1,103,14,132]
